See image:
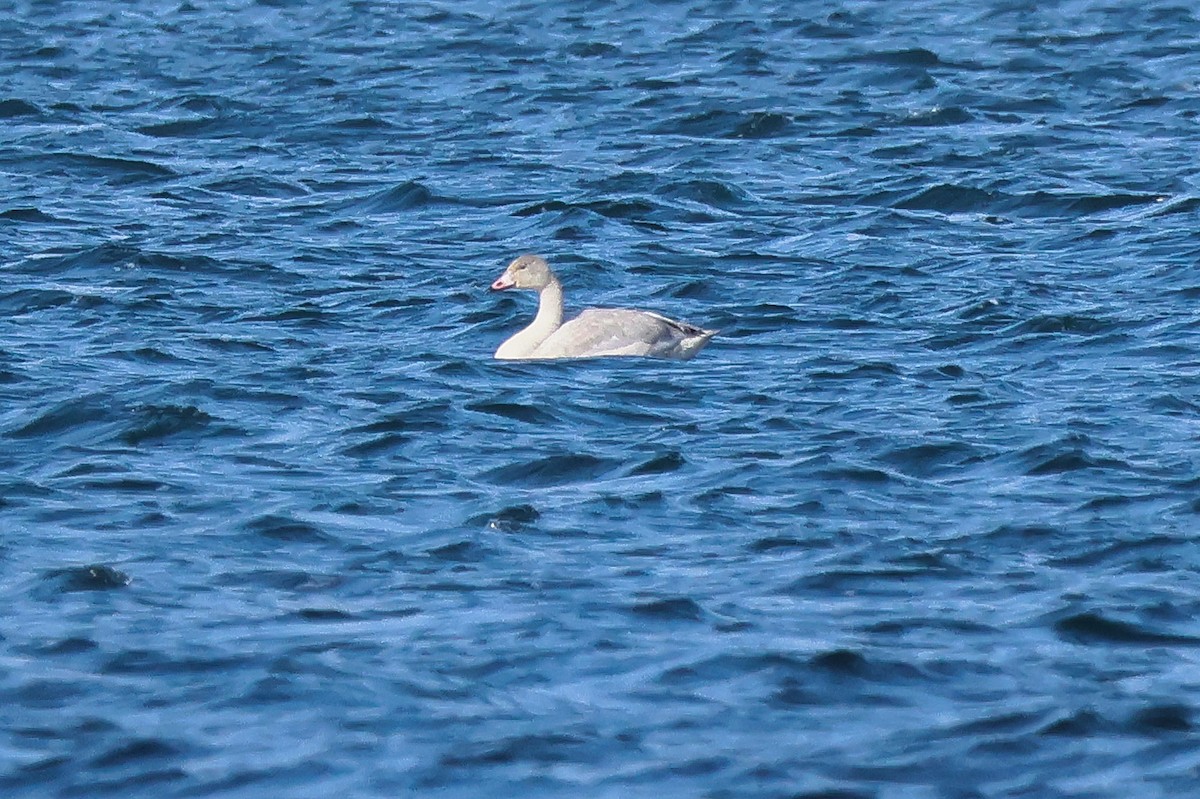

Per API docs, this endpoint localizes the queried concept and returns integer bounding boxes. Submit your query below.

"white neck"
[494,279,564,359]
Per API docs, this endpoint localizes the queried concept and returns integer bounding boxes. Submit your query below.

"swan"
[490,254,717,360]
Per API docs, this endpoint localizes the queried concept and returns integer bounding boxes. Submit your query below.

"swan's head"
[491,254,554,291]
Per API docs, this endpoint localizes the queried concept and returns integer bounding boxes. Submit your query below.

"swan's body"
[490,255,716,361]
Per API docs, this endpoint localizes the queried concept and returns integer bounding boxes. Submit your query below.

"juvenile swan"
[490,254,717,360]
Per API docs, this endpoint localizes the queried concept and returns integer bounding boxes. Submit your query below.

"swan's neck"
[495,279,564,359]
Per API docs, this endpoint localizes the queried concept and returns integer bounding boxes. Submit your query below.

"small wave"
[1004,313,1119,337]
[514,197,662,220]
[40,564,131,593]
[1129,704,1193,734]
[858,47,944,67]
[480,453,622,487]
[0,207,62,223]
[469,504,540,532]
[20,241,231,278]
[657,179,752,210]
[565,41,619,58]
[464,401,557,424]
[118,404,216,446]
[629,451,686,476]
[659,109,792,139]
[896,184,999,213]
[0,287,75,313]
[36,152,175,183]
[0,97,41,117]
[338,181,434,214]
[1054,611,1200,646]
[1019,436,1128,476]
[7,394,117,439]
[242,514,334,543]
[203,175,310,199]
[897,106,973,126]
[878,441,987,478]
[628,596,705,621]
[427,540,489,562]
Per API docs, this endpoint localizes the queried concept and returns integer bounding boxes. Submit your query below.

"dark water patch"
[204,175,310,199]
[469,504,540,532]
[897,106,972,126]
[0,97,41,116]
[108,346,188,366]
[464,400,556,424]
[788,566,939,593]
[39,565,131,594]
[1148,393,1200,414]
[337,181,434,214]
[660,652,807,685]
[866,617,996,636]
[90,737,182,769]
[1018,436,1129,476]
[118,404,216,446]
[599,490,665,511]
[565,40,620,58]
[12,678,86,708]
[31,636,98,656]
[859,47,943,67]
[629,596,704,622]
[1051,532,1190,568]
[102,649,250,676]
[31,152,175,183]
[1005,312,1119,337]
[772,650,926,707]
[340,433,411,457]
[0,287,76,312]
[1053,611,1200,646]
[878,441,987,478]
[0,206,62,223]
[811,361,901,380]
[1039,708,1112,737]
[657,179,752,210]
[1129,704,1193,734]
[357,404,453,435]
[217,569,341,592]
[895,184,999,213]
[659,109,792,139]
[19,241,230,278]
[295,607,354,622]
[6,394,120,439]
[427,540,488,562]
[134,105,257,138]
[946,390,989,405]
[787,789,874,799]
[75,476,170,493]
[719,45,772,72]
[513,197,663,221]
[747,535,825,552]
[331,114,394,130]
[200,336,276,354]
[815,465,893,485]
[242,514,334,543]
[809,648,871,676]
[240,303,336,327]
[480,453,622,487]
[629,451,686,476]
[439,733,589,767]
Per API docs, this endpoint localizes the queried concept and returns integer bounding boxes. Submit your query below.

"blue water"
[3,1,1199,796]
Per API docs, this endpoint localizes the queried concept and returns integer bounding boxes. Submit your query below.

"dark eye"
[515,264,527,271]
